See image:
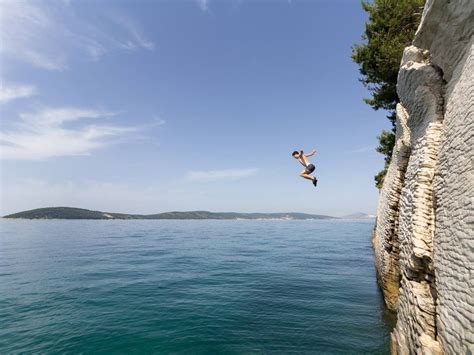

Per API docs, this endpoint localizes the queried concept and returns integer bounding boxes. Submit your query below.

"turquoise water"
[0,220,394,353]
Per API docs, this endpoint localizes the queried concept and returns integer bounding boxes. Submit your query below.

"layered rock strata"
[373,0,473,353]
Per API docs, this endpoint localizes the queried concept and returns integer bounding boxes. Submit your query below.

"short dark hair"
[292,151,299,157]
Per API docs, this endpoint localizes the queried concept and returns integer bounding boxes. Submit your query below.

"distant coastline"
[2,207,375,220]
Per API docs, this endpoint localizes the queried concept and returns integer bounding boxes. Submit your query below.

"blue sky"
[0,0,390,217]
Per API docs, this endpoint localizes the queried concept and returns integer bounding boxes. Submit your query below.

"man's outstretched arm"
[304,149,316,157]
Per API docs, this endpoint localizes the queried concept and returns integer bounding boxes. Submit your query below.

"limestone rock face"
[430,31,474,355]
[413,0,474,82]
[392,44,444,355]
[372,0,473,353]
[373,104,411,310]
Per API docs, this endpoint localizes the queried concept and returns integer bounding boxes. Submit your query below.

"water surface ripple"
[0,220,394,353]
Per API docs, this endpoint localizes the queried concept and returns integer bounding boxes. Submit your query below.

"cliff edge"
[373,0,473,353]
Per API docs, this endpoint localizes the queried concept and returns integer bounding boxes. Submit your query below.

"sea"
[0,219,394,354]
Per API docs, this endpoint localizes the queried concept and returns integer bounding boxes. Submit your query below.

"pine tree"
[352,0,424,188]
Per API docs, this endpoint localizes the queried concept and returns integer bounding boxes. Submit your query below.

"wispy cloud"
[0,83,37,103]
[0,0,154,71]
[109,15,155,51]
[0,107,139,160]
[196,0,210,11]
[186,168,258,182]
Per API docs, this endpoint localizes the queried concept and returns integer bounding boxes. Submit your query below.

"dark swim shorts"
[304,164,315,174]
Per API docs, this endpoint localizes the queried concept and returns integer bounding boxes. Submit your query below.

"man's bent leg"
[299,170,316,181]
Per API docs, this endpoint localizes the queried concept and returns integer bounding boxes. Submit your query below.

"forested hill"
[3,207,336,220]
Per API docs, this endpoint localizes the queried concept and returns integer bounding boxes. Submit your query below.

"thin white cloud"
[0,0,154,71]
[0,83,38,103]
[196,0,209,11]
[110,15,155,51]
[0,107,139,160]
[186,168,258,182]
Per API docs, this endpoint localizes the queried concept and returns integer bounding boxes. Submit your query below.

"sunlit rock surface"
[373,0,473,353]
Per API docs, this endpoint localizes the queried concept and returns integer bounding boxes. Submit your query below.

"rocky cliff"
[373,0,473,353]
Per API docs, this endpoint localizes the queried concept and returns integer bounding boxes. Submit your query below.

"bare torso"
[298,154,311,167]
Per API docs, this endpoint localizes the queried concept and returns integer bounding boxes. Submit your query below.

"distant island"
[3,207,343,220]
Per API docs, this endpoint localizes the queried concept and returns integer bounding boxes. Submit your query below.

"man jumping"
[292,149,318,187]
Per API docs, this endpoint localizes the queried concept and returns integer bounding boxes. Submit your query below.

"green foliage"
[352,0,424,188]
[374,168,387,190]
[352,0,424,120]
[376,130,396,164]
[374,130,396,189]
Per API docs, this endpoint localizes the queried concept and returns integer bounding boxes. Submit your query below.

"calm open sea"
[0,219,394,354]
